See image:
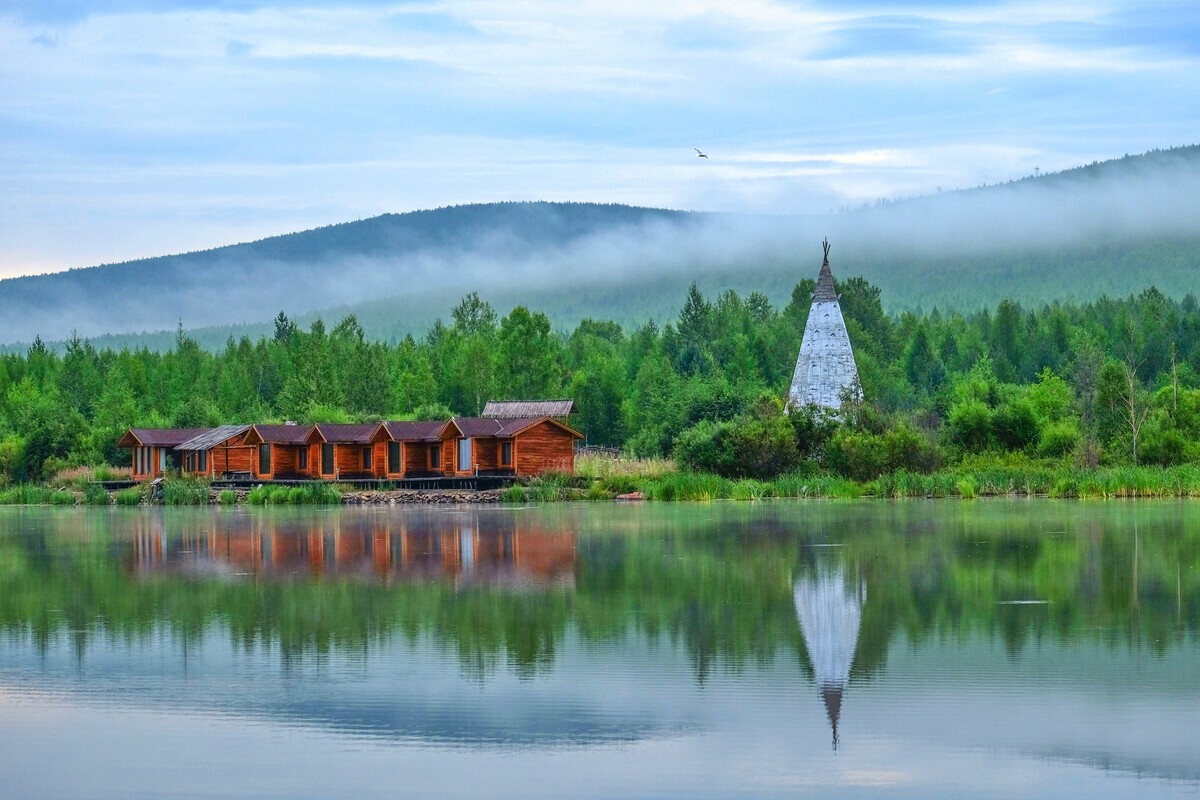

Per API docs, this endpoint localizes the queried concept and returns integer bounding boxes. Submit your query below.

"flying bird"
[694,148,709,158]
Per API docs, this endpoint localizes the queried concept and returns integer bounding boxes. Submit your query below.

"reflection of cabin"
[118,427,210,480]
[370,420,449,479]
[444,417,583,476]
[176,425,252,477]
[243,424,316,480]
[307,423,380,480]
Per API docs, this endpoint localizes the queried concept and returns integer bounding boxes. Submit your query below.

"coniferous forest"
[3,276,1200,489]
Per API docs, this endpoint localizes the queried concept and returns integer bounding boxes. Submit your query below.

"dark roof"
[250,424,314,445]
[312,423,378,444]
[451,416,583,439]
[118,427,211,448]
[813,239,838,303]
[176,425,251,451]
[482,399,577,418]
[381,420,448,442]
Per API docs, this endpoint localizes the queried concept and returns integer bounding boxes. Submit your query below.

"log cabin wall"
[474,438,502,471]
[514,421,576,475]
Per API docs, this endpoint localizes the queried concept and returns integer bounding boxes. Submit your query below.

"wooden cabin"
[370,420,450,479]
[117,427,211,481]
[307,423,380,480]
[443,416,582,476]
[176,425,252,478]
[242,424,317,480]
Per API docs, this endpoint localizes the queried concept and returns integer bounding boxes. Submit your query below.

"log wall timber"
[514,420,575,475]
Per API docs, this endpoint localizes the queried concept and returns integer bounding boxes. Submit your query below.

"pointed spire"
[822,685,843,751]
[813,238,837,302]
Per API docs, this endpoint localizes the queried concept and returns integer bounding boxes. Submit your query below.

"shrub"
[673,405,799,479]
[883,424,942,473]
[948,399,993,451]
[1038,421,1082,458]
[218,489,238,505]
[82,483,111,505]
[825,428,887,481]
[994,399,1040,450]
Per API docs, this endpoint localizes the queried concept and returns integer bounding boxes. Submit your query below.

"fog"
[3,148,1199,348]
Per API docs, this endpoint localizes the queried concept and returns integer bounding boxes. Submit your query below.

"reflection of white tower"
[794,568,866,750]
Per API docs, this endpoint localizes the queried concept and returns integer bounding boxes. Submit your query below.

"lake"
[0,500,1196,799]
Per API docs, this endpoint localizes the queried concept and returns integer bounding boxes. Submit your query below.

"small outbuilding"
[370,420,451,479]
[118,427,212,480]
[175,425,252,478]
[481,399,577,420]
[242,424,317,480]
[443,416,582,476]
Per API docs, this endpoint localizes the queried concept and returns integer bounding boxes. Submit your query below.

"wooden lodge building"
[119,402,583,484]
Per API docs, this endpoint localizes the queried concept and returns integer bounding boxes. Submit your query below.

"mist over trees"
[4,145,1200,349]
[4,275,1200,484]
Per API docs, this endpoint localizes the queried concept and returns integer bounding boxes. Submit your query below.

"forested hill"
[4,144,1200,350]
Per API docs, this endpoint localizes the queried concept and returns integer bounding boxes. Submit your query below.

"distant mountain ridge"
[4,145,1200,350]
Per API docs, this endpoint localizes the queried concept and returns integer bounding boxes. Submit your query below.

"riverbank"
[6,462,1200,506]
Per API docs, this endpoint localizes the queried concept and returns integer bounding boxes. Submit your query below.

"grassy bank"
[508,463,1200,502]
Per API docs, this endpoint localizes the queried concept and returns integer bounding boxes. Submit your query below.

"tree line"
[2,275,1200,482]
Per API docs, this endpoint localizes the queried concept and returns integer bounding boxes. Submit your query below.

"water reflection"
[794,567,865,750]
[127,510,576,589]
[0,502,1197,799]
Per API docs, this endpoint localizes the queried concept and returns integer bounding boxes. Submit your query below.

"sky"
[1,0,1198,278]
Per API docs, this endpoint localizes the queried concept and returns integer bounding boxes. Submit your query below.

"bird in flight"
[694,148,709,158]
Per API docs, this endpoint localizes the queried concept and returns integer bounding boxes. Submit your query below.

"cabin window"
[430,445,441,469]
[501,441,513,466]
[457,438,472,472]
[298,448,308,470]
[362,446,372,470]
[388,442,401,473]
[322,443,335,475]
[259,444,271,474]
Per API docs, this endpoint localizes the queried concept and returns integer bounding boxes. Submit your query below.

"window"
[430,445,441,469]
[322,443,335,475]
[298,448,308,470]
[457,438,472,472]
[259,444,272,475]
[198,451,207,472]
[362,446,372,470]
[501,441,513,466]
[388,442,401,473]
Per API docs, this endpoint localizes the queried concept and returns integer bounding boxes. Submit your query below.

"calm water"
[0,501,1196,799]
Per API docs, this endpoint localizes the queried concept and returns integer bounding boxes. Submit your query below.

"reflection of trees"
[0,502,1196,682]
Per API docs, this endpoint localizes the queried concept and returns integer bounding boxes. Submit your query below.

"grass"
[114,486,145,505]
[82,483,112,505]
[246,482,343,505]
[218,489,238,505]
[574,453,675,481]
[161,477,211,506]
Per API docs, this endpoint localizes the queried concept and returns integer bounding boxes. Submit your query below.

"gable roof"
[311,423,378,444]
[481,399,577,418]
[450,416,583,439]
[117,427,212,448]
[176,425,251,451]
[245,423,314,445]
[378,420,449,442]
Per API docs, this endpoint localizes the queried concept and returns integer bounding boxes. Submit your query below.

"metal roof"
[250,424,314,445]
[482,399,577,418]
[175,425,251,451]
[118,427,212,448]
[381,420,448,441]
[312,423,379,444]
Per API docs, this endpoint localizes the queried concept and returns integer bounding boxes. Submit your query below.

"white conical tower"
[788,240,861,410]
[794,567,866,750]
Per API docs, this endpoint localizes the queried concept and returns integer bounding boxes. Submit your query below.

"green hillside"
[4,144,1200,352]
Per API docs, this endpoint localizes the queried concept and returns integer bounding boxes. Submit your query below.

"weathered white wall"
[788,300,861,410]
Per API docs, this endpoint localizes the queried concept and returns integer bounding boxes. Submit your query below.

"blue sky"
[1,0,1197,276]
